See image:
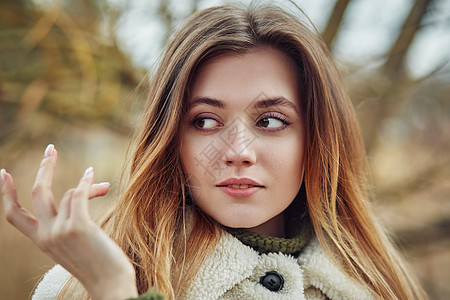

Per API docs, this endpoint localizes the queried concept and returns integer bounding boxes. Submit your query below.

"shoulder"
[32,265,71,300]
[298,237,375,300]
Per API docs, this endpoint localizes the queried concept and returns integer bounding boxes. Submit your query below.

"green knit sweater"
[224,226,312,256]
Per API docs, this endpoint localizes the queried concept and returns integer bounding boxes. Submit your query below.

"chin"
[220,219,263,229]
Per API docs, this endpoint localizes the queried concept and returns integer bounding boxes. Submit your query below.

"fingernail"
[84,166,94,176]
[99,182,110,186]
[0,169,6,184]
[44,144,54,158]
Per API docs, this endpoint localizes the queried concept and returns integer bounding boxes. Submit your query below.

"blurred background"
[0,0,449,298]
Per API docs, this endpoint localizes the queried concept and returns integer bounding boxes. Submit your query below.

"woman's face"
[180,47,305,237]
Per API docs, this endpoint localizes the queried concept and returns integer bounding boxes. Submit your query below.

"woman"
[1,3,427,300]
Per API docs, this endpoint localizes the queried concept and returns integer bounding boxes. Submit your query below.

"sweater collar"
[224,225,312,256]
[224,214,313,256]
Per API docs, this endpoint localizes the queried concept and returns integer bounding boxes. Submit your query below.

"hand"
[1,144,138,300]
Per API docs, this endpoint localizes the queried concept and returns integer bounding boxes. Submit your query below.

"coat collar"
[184,231,374,300]
[182,232,260,299]
[298,238,375,300]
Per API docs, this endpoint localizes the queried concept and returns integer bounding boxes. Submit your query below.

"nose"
[221,121,257,167]
[223,144,256,166]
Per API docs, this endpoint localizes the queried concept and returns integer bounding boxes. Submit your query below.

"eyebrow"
[189,96,298,111]
[255,97,298,111]
[189,97,225,109]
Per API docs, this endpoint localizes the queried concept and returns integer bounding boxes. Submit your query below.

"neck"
[244,213,285,238]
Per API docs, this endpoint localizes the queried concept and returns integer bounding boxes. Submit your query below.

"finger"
[56,189,74,221]
[31,144,58,219]
[1,169,38,240]
[89,182,110,199]
[56,182,109,221]
[70,167,95,220]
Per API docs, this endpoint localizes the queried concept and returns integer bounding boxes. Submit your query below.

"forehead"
[188,47,300,107]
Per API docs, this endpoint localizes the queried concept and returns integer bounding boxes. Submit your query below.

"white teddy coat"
[33,231,374,300]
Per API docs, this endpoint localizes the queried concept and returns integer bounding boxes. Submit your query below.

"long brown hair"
[60,3,427,299]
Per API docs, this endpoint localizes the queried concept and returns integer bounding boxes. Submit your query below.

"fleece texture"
[32,233,374,300]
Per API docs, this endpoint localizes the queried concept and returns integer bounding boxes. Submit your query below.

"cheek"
[277,140,305,204]
[180,134,216,181]
[180,137,199,177]
[261,134,305,196]
[180,135,214,206]
[180,140,202,199]
[264,135,304,172]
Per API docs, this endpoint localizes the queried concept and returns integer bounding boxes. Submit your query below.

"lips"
[216,178,264,197]
[226,184,256,189]
[216,178,264,187]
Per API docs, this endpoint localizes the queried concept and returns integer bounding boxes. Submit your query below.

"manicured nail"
[84,166,94,176]
[44,144,54,158]
[98,182,110,186]
[0,169,6,184]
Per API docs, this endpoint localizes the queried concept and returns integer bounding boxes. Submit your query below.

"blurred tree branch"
[356,0,436,154]
[321,0,351,49]
[384,0,434,78]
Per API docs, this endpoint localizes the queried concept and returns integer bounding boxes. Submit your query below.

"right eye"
[196,118,219,129]
[190,116,223,131]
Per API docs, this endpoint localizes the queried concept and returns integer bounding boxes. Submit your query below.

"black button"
[259,271,284,292]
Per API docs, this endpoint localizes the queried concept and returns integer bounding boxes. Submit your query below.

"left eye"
[257,117,284,129]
